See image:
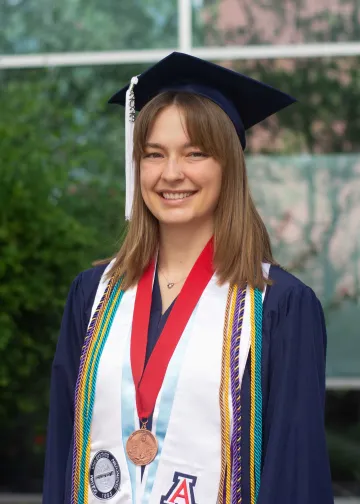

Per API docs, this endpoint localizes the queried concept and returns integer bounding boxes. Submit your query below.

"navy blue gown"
[43,265,334,504]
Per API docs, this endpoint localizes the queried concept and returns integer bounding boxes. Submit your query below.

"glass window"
[247,153,360,379]
[193,0,360,46]
[0,0,178,54]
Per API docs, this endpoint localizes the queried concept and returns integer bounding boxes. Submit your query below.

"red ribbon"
[130,238,214,420]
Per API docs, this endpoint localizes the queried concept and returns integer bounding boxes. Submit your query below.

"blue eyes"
[143,151,208,159]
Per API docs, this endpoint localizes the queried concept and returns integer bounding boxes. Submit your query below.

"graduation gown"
[43,264,334,504]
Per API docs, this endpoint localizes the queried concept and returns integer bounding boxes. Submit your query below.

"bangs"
[133,91,239,163]
[173,93,230,160]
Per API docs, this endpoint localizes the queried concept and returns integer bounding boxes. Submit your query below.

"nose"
[160,157,185,183]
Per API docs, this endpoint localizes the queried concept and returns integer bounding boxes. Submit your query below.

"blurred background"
[0,0,359,502]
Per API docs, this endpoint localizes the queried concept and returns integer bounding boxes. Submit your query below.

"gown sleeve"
[42,273,88,504]
[259,285,334,504]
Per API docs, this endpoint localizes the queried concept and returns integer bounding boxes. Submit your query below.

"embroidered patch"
[160,472,197,504]
[89,450,121,500]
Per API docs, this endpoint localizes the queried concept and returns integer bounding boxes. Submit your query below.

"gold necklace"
[159,269,187,289]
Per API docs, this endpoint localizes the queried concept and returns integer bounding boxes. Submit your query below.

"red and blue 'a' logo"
[160,472,197,504]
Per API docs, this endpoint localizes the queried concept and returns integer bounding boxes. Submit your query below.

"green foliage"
[0,80,82,490]
[0,71,129,490]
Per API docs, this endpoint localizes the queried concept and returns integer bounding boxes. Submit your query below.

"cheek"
[199,164,222,198]
[213,167,222,194]
[139,170,151,205]
[140,165,155,192]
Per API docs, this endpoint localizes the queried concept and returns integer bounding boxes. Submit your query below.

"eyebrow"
[144,142,196,149]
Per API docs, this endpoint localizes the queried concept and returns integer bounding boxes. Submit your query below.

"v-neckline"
[153,267,177,318]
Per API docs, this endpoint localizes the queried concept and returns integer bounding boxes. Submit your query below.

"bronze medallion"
[126,429,158,466]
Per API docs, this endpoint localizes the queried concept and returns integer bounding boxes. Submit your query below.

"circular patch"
[89,450,121,500]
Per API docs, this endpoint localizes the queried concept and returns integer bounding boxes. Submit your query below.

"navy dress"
[43,265,334,504]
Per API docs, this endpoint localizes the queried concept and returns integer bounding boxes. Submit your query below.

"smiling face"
[139,105,222,228]
[115,92,271,292]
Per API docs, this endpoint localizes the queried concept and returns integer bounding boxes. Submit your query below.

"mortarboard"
[109,51,296,219]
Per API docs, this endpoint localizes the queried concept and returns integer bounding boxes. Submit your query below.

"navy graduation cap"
[109,51,296,219]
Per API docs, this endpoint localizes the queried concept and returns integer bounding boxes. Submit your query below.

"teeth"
[162,192,193,200]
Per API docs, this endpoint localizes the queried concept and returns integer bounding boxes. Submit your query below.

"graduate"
[43,52,334,504]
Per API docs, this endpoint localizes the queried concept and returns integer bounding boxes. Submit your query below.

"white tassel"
[125,76,139,220]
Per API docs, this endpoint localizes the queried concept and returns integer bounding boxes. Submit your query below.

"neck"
[158,220,214,276]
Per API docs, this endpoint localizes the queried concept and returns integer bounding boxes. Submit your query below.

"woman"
[43,52,334,504]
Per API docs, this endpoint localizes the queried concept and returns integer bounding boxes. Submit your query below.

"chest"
[157,276,183,313]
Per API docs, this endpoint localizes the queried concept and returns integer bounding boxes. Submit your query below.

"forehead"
[147,105,190,143]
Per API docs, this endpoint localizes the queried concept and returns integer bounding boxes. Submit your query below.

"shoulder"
[76,263,109,297]
[263,265,327,366]
[264,264,321,318]
[69,263,109,304]
[267,264,308,293]
[54,263,110,365]
[72,264,108,297]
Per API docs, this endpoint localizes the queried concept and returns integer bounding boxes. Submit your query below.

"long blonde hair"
[101,91,276,290]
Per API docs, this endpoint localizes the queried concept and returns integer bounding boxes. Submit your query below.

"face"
[140,105,222,228]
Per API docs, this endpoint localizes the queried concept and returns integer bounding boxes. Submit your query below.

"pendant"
[126,428,158,466]
[167,283,175,289]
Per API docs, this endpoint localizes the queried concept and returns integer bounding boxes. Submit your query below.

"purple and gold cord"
[71,279,114,503]
[230,287,247,503]
[219,284,263,504]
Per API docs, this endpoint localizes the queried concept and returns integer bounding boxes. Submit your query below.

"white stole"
[87,263,270,503]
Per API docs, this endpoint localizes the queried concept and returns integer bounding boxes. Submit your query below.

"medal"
[127,238,214,465]
[126,422,158,466]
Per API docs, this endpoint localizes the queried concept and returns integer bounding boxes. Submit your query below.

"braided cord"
[229,287,242,501]
[78,282,120,497]
[224,286,238,503]
[82,287,124,503]
[250,286,264,504]
[230,287,246,504]
[77,281,120,501]
[249,287,256,504]
[71,277,124,504]
[217,286,233,504]
[78,283,124,504]
[254,288,263,500]
[78,282,117,460]
[71,277,115,504]
[83,281,122,418]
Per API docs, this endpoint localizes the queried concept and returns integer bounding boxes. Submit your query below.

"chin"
[155,210,198,226]
[158,216,196,226]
